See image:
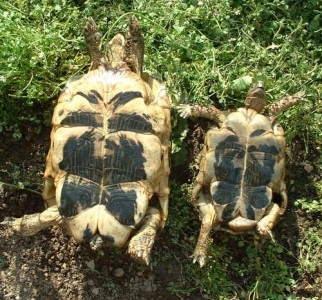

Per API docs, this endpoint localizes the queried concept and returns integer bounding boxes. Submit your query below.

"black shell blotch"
[212,182,240,205]
[59,132,102,183]
[214,149,244,184]
[250,129,266,137]
[104,188,138,226]
[59,176,100,218]
[83,224,93,239]
[110,91,143,111]
[104,137,147,184]
[108,113,154,133]
[76,90,103,104]
[60,112,102,127]
[244,151,275,186]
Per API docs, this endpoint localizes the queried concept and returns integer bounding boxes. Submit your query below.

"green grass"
[1,0,321,298]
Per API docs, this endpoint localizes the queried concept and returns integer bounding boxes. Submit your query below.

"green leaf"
[231,76,253,91]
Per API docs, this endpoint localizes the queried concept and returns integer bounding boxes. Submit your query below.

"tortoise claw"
[177,104,192,118]
[257,224,275,242]
[191,250,208,267]
[128,233,154,265]
[1,217,13,226]
[83,17,102,70]
[1,217,21,233]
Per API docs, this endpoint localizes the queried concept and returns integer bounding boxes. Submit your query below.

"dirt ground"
[0,122,321,299]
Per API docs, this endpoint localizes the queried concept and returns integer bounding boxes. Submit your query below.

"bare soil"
[0,122,321,299]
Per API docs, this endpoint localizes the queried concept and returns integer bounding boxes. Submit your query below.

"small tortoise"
[5,17,171,265]
[178,81,303,267]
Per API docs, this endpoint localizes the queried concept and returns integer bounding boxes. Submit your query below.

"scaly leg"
[192,182,217,267]
[128,207,162,265]
[279,189,288,216]
[128,165,170,265]
[125,16,144,77]
[83,17,102,70]
[157,160,170,229]
[257,203,281,239]
[2,205,62,236]
[267,91,304,122]
[177,104,226,126]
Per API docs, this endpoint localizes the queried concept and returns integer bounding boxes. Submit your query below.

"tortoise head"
[245,81,266,112]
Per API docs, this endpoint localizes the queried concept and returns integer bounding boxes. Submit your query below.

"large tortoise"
[178,81,303,267]
[5,17,171,265]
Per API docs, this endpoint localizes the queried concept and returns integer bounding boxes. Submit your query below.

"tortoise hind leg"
[128,171,170,265]
[192,184,217,267]
[83,17,103,70]
[127,207,162,265]
[2,205,62,236]
[257,203,280,239]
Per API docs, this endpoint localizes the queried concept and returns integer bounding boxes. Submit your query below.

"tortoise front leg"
[2,205,62,236]
[177,104,226,126]
[83,17,102,70]
[124,16,144,77]
[267,91,304,122]
[192,182,217,267]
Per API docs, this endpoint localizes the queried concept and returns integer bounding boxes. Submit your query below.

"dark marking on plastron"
[83,224,93,239]
[212,182,240,205]
[214,149,244,184]
[90,90,103,101]
[76,91,101,104]
[244,186,271,220]
[250,129,267,137]
[215,135,241,150]
[59,131,103,183]
[110,91,143,111]
[103,137,147,184]
[257,144,279,155]
[212,182,240,221]
[221,202,238,222]
[213,135,245,184]
[247,186,270,210]
[108,113,154,133]
[60,112,102,127]
[59,176,100,218]
[101,235,115,243]
[103,188,137,226]
[246,204,256,220]
[244,150,275,186]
